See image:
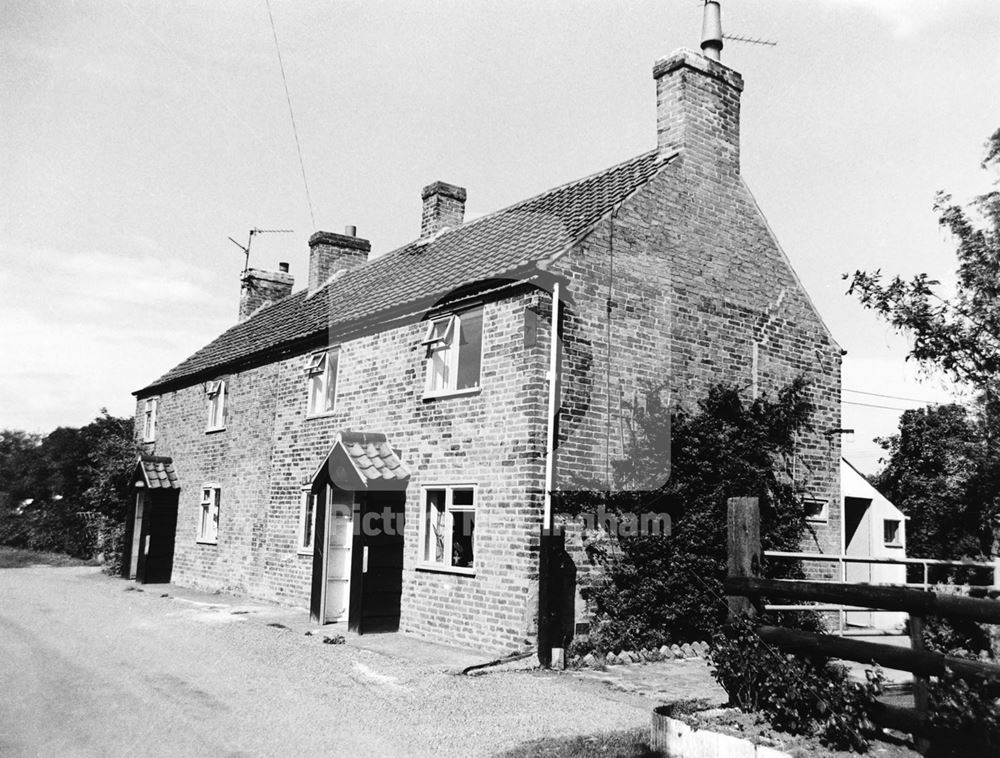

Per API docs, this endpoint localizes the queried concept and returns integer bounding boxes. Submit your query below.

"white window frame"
[142,398,158,442]
[306,348,339,416]
[883,518,902,548]
[198,485,220,544]
[422,307,484,399]
[803,498,829,523]
[298,487,317,555]
[206,380,226,431]
[417,484,477,575]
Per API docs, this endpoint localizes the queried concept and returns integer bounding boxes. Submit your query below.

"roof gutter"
[542,281,561,530]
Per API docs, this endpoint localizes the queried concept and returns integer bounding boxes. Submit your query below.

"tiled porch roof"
[135,455,180,490]
[308,431,411,491]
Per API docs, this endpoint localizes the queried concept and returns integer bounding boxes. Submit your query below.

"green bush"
[709,621,884,752]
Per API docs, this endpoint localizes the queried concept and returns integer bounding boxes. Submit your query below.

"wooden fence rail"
[725,496,999,755]
[724,576,1000,624]
[755,625,1000,685]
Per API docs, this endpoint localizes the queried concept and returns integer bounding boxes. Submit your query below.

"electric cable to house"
[265,0,317,229]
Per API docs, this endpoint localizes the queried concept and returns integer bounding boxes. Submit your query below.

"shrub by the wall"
[559,379,822,649]
[709,621,884,752]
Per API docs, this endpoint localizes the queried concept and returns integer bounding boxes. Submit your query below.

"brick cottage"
[128,42,842,653]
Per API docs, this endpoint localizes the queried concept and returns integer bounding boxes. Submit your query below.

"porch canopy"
[309,431,411,492]
[134,455,180,489]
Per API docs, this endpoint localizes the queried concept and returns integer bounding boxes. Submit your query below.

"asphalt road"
[0,565,651,757]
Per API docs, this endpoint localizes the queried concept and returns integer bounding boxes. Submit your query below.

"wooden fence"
[724,496,1000,754]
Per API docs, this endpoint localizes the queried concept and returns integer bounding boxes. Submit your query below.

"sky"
[2,0,999,474]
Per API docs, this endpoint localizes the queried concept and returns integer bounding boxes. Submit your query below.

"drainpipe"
[539,282,563,668]
[542,281,561,530]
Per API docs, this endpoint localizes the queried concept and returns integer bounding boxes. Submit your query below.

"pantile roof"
[139,149,671,394]
[135,455,180,490]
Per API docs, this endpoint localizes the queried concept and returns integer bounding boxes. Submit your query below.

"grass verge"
[496,728,662,758]
[0,545,98,569]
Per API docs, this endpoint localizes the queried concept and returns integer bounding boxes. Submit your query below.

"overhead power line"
[843,400,923,412]
[265,0,317,229]
[842,387,955,405]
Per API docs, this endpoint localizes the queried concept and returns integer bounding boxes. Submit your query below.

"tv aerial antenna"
[723,33,777,48]
[698,1,777,61]
[228,228,294,275]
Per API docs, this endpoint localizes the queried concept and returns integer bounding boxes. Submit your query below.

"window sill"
[196,539,218,546]
[305,410,337,421]
[884,542,904,549]
[805,516,829,524]
[297,548,314,557]
[205,426,226,434]
[422,387,482,402]
[416,562,475,577]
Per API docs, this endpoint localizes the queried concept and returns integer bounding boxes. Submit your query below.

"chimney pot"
[278,261,289,273]
[700,1,723,62]
[345,225,357,237]
[420,181,466,237]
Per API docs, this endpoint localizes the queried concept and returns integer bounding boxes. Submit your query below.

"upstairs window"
[420,485,476,571]
[198,486,220,544]
[205,380,227,431]
[306,349,339,415]
[142,398,158,442]
[422,307,483,396]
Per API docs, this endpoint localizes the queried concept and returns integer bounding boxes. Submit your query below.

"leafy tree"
[0,412,137,561]
[560,379,819,648]
[874,403,991,562]
[847,128,1000,388]
[82,411,140,571]
[848,128,1000,580]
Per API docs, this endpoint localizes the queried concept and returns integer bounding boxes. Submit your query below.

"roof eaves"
[134,265,543,397]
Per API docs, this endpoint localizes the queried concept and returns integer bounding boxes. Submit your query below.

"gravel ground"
[0,565,654,757]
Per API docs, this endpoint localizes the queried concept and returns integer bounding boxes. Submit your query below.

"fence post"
[727,497,761,621]
[908,614,931,755]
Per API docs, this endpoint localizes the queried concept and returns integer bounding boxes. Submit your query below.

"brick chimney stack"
[421,181,466,237]
[239,264,294,322]
[653,48,743,176]
[308,227,371,294]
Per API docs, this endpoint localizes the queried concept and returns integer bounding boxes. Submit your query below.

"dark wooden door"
[351,491,405,634]
[136,492,178,584]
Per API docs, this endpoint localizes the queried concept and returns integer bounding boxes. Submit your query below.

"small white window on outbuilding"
[883,519,902,547]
